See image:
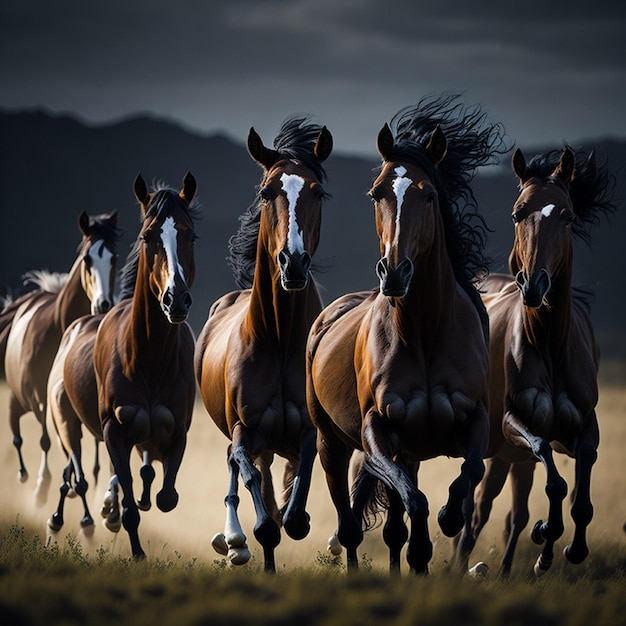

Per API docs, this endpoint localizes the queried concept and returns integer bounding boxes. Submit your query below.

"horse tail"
[351,459,389,532]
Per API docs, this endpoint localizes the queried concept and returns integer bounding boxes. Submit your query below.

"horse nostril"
[162,291,173,309]
[376,258,388,281]
[101,300,110,312]
[515,270,526,290]
[398,258,414,282]
[278,250,290,271]
[183,292,193,310]
[301,251,312,274]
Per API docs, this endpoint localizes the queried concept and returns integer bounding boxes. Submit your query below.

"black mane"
[227,115,329,289]
[76,211,122,254]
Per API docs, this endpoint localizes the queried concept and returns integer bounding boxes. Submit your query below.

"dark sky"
[2,0,625,156]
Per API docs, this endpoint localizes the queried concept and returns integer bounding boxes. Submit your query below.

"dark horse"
[307,95,506,573]
[454,147,617,577]
[52,174,199,558]
[195,116,332,571]
[4,211,120,504]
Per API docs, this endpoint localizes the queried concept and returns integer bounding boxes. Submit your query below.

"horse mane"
[118,182,200,301]
[21,270,68,293]
[227,115,330,289]
[385,93,509,288]
[76,211,123,253]
[524,148,618,246]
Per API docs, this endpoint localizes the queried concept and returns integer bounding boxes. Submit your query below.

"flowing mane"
[227,115,330,289]
[385,93,508,287]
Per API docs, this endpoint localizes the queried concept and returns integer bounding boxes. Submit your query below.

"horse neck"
[523,265,573,360]
[246,237,319,353]
[394,223,459,347]
[54,256,90,332]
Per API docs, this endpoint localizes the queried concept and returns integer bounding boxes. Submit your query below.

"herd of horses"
[0,94,617,577]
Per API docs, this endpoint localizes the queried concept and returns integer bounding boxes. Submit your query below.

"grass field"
[0,374,625,625]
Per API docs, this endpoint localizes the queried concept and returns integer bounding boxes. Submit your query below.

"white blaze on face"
[541,204,555,218]
[87,241,114,305]
[160,216,186,289]
[280,173,306,253]
[391,166,412,249]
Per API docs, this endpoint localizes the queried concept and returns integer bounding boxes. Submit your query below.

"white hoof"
[328,533,342,556]
[225,530,247,549]
[533,555,551,577]
[211,533,229,556]
[469,561,489,579]
[228,546,251,566]
[103,517,122,533]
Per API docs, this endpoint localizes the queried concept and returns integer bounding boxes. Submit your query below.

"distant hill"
[1,110,624,359]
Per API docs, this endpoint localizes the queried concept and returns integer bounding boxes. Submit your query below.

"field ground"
[0,370,624,576]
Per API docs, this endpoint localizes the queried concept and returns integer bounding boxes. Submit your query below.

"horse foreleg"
[212,449,251,565]
[104,421,145,559]
[137,450,155,511]
[93,438,101,486]
[9,395,28,482]
[47,460,73,531]
[231,424,281,572]
[503,411,567,576]
[33,406,52,507]
[282,431,316,541]
[362,411,431,574]
[101,474,122,533]
[500,461,535,577]
[564,413,599,565]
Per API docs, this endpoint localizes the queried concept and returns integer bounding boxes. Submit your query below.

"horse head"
[247,124,332,291]
[133,172,198,323]
[509,147,575,308]
[78,210,120,315]
[370,124,447,298]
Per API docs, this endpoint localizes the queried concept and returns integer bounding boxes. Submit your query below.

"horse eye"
[83,253,93,268]
[259,186,276,202]
[368,187,382,202]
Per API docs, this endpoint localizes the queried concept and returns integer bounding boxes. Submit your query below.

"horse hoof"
[18,469,28,483]
[47,516,63,532]
[564,544,588,565]
[228,547,251,566]
[531,520,546,545]
[137,499,151,512]
[103,517,122,533]
[533,554,552,577]
[437,504,464,537]
[468,562,489,579]
[211,533,229,556]
[328,534,343,556]
[283,513,311,541]
[67,488,77,499]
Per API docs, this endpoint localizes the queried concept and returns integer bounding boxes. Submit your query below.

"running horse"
[194,116,332,571]
[454,146,617,577]
[306,95,506,573]
[82,173,199,558]
[4,211,120,504]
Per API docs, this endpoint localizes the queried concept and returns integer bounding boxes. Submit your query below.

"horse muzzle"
[161,288,193,324]
[91,297,112,315]
[376,257,414,298]
[515,268,551,309]
[278,249,311,291]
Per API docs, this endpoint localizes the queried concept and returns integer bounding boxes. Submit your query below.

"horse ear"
[376,124,394,161]
[314,126,333,163]
[108,209,119,227]
[78,210,90,236]
[512,148,528,181]
[247,127,279,169]
[134,174,150,207]
[425,125,447,166]
[180,171,197,204]
[554,147,575,184]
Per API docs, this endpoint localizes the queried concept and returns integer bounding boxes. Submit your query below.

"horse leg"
[317,431,363,570]
[33,405,52,507]
[503,411,567,576]
[362,411,431,574]
[93,438,101,486]
[564,412,599,565]
[383,480,410,573]
[231,423,281,572]
[9,394,28,482]
[47,460,73,531]
[101,474,122,533]
[499,461,535,577]
[282,430,316,540]
[438,405,488,539]
[258,452,281,526]
[103,421,144,559]
[454,455,509,572]
[137,450,155,511]
[212,446,251,566]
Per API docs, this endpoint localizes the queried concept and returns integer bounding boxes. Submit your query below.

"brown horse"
[455,146,617,577]
[4,211,120,504]
[307,95,507,574]
[51,174,199,558]
[194,116,332,571]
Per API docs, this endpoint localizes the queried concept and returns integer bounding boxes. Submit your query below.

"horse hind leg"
[101,474,122,533]
[9,394,28,482]
[137,450,155,511]
[33,404,52,507]
[47,461,74,531]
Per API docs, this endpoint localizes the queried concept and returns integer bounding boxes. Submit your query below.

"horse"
[306,94,507,574]
[4,211,120,505]
[194,116,332,571]
[454,146,617,577]
[72,173,199,559]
